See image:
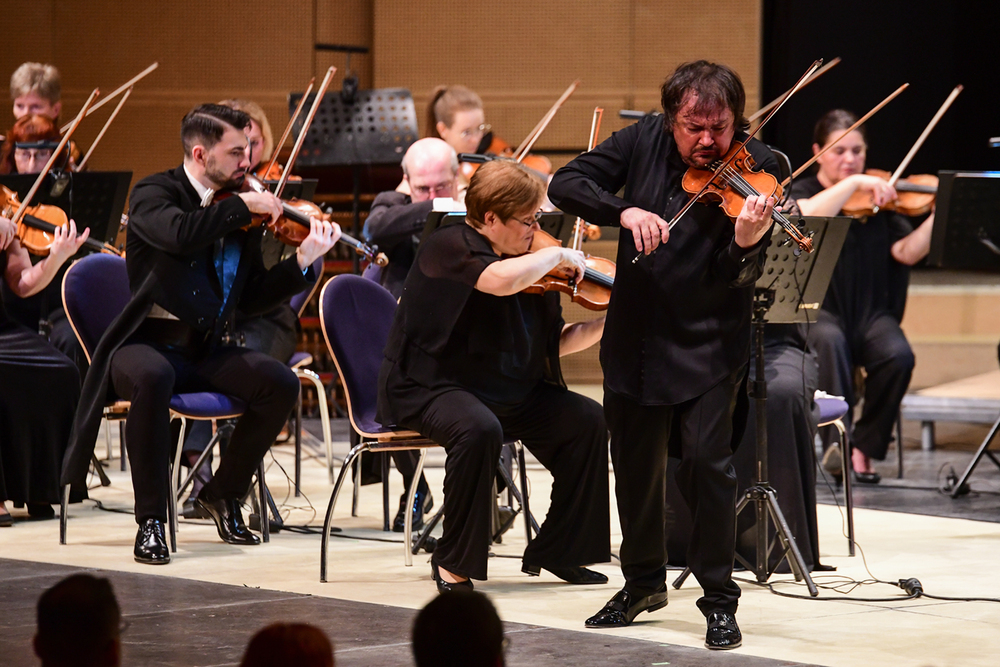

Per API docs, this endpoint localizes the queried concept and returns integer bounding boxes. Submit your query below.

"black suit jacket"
[548,115,777,405]
[363,191,433,299]
[61,165,314,489]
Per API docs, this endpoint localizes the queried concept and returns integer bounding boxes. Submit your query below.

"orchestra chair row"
[59,253,271,550]
[317,274,537,581]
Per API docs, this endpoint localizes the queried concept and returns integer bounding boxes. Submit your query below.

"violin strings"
[717,165,800,237]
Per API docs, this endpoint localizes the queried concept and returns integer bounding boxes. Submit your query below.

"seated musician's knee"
[254,358,300,409]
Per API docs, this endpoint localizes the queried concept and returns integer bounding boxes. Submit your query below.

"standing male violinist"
[63,103,340,564]
[548,60,778,650]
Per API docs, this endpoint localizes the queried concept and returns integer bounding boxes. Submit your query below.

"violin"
[841,168,937,219]
[522,229,615,311]
[0,185,119,256]
[217,173,388,266]
[459,133,552,183]
[681,143,814,253]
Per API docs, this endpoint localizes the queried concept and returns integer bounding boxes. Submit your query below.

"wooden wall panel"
[373,0,762,148]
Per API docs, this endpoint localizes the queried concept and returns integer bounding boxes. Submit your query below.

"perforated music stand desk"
[289,88,418,272]
[756,216,850,323]
[0,171,131,248]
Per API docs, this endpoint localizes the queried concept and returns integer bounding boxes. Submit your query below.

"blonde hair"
[425,85,482,138]
[218,98,274,164]
[465,160,545,229]
[10,62,61,103]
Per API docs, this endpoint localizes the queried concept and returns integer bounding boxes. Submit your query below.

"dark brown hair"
[425,85,483,138]
[412,590,504,667]
[239,623,334,667]
[660,60,748,131]
[813,109,866,147]
[181,103,250,158]
[464,160,545,229]
[36,574,121,663]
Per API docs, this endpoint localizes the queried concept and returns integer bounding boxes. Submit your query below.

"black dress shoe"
[195,491,260,545]
[181,498,211,519]
[585,587,668,627]
[431,559,473,593]
[392,482,433,533]
[522,563,608,584]
[134,518,170,564]
[853,470,881,484]
[705,611,741,650]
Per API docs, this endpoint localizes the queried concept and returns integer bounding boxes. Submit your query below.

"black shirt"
[378,223,564,425]
[789,174,912,328]
[548,114,777,405]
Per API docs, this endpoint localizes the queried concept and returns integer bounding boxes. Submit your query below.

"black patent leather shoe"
[195,490,260,545]
[584,586,668,627]
[431,559,473,593]
[705,611,742,650]
[134,518,170,565]
[853,470,882,484]
[522,563,608,584]
[392,483,433,533]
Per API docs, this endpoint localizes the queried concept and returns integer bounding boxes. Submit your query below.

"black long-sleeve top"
[363,191,433,299]
[548,114,777,405]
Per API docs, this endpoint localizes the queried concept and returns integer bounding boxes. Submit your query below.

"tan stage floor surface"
[2,406,999,667]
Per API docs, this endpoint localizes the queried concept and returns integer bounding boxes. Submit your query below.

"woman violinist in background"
[0,113,88,379]
[422,85,487,201]
[790,110,934,484]
[0,210,89,524]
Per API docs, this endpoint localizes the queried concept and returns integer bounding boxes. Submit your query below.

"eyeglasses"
[459,123,491,140]
[510,211,543,228]
[411,182,454,197]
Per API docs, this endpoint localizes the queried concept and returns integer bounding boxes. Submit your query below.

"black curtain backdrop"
[760,1,1000,179]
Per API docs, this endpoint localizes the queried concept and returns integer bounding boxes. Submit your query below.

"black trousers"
[605,367,745,617]
[401,383,611,581]
[808,310,913,460]
[110,342,300,523]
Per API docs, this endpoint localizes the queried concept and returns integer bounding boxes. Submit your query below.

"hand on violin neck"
[238,190,283,224]
[47,218,90,266]
[620,207,669,254]
[733,194,776,249]
[296,216,341,270]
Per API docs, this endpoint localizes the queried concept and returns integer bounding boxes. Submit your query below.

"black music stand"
[673,216,849,596]
[0,171,131,248]
[289,88,417,272]
[925,171,1000,496]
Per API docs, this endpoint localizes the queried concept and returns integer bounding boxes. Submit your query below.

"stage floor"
[1,411,999,667]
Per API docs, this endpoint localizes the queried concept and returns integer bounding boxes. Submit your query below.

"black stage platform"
[0,558,815,667]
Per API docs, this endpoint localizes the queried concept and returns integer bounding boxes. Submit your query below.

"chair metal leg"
[516,441,538,543]
[294,384,303,497]
[321,442,369,582]
[60,485,70,545]
[297,369,334,484]
[104,418,113,461]
[167,470,177,553]
[176,433,220,500]
[171,416,188,518]
[382,453,391,532]
[403,449,427,567]
[119,420,127,471]
[258,461,269,543]
[91,454,111,487]
[835,419,855,556]
[350,430,361,517]
[896,412,904,479]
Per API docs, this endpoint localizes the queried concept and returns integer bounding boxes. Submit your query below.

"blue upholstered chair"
[60,253,270,551]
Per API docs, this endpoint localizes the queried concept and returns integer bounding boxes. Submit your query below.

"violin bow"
[782,83,910,186]
[11,88,99,227]
[632,60,822,264]
[59,62,157,134]
[513,79,580,162]
[275,67,336,199]
[747,57,841,125]
[75,86,132,171]
[260,77,315,180]
[571,107,604,252]
[887,85,963,189]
